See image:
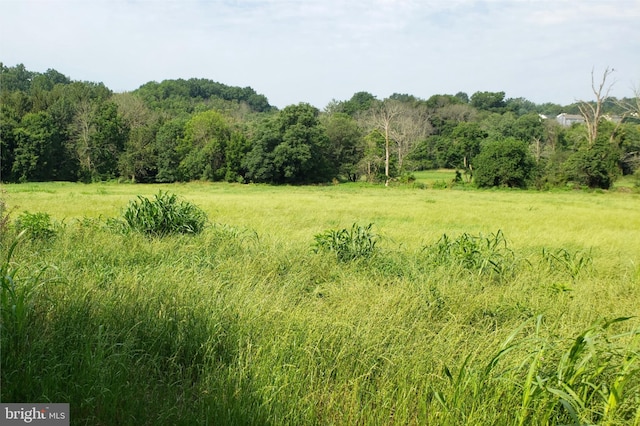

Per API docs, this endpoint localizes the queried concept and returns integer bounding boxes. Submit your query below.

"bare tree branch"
[577,67,616,147]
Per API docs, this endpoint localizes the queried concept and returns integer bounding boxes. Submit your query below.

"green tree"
[564,121,622,189]
[0,101,20,181]
[331,92,377,117]
[564,141,621,189]
[359,130,386,182]
[323,113,365,182]
[90,101,127,180]
[473,137,536,188]
[0,63,34,92]
[505,97,537,116]
[118,125,158,182]
[114,93,159,182]
[445,122,487,169]
[11,112,58,182]
[470,91,506,113]
[178,110,232,181]
[245,103,331,184]
[155,118,186,183]
[223,131,251,182]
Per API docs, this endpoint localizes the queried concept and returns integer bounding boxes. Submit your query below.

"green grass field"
[2,182,640,425]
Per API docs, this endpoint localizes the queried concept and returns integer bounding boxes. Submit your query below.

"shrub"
[313,223,378,262]
[121,191,207,237]
[398,173,416,184]
[14,211,57,241]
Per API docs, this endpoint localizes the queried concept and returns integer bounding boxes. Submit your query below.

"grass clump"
[541,247,593,280]
[517,317,640,425]
[14,211,58,241]
[313,223,378,262]
[120,191,207,237]
[425,229,516,277]
[0,192,12,235]
[1,233,57,390]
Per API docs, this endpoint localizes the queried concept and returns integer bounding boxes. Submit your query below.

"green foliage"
[0,194,11,235]
[120,191,207,236]
[473,137,536,188]
[426,229,516,277]
[154,118,186,183]
[323,112,365,182]
[564,139,621,189]
[3,63,640,190]
[470,91,506,112]
[542,247,593,280]
[1,234,55,370]
[245,103,333,184]
[178,110,233,181]
[134,78,272,114]
[14,211,58,240]
[518,317,640,425]
[313,223,378,262]
[329,91,377,116]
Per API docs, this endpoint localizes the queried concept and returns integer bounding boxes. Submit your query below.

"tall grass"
[1,182,639,424]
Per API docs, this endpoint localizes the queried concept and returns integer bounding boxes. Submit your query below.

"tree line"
[1,63,639,189]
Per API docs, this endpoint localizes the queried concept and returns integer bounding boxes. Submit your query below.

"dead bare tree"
[577,67,616,147]
[363,99,431,186]
[617,83,640,118]
[364,99,402,186]
[390,103,432,173]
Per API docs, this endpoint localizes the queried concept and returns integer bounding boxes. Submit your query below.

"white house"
[556,113,585,127]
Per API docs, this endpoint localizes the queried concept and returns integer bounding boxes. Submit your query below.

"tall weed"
[518,317,640,425]
[1,233,56,375]
[0,191,12,236]
[120,191,207,237]
[542,247,593,280]
[425,229,516,278]
[313,223,378,262]
[14,211,59,241]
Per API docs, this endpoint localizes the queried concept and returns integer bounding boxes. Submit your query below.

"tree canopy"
[1,63,638,189]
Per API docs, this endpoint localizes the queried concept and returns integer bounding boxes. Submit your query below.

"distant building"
[603,114,623,124]
[556,113,585,127]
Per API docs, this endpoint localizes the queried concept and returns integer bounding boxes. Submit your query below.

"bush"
[313,223,378,262]
[121,191,207,237]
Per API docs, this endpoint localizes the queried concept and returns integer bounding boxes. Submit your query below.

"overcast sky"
[1,0,639,109]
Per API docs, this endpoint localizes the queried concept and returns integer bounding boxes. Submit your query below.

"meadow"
[1,180,639,425]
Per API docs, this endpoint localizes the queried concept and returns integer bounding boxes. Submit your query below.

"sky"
[1,0,639,109]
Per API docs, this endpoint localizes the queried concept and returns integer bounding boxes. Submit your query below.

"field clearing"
[2,182,640,425]
[4,180,640,254]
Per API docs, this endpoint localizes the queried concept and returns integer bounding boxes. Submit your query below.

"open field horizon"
[2,181,640,424]
[4,179,640,253]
